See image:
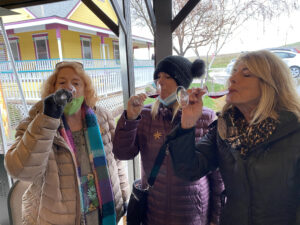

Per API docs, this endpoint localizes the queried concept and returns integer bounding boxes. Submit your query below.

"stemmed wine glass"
[144,79,161,99]
[176,77,228,108]
[54,85,77,106]
[133,79,161,106]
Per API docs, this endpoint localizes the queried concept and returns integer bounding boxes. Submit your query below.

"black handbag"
[126,142,168,225]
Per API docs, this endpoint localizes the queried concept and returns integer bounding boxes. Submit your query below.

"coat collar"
[267,110,300,144]
[219,110,300,160]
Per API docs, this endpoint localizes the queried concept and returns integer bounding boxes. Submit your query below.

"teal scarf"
[60,103,117,225]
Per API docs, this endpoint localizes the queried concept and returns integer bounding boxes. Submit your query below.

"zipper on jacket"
[165,144,169,155]
[243,159,253,225]
[166,144,171,225]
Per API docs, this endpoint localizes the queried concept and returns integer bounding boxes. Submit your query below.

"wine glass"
[54,86,76,106]
[144,79,161,99]
[176,77,228,108]
[205,77,229,99]
[133,80,161,106]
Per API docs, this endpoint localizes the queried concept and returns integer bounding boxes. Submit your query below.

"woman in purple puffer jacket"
[113,55,224,225]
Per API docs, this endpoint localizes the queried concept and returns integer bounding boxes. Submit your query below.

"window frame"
[33,34,50,60]
[113,41,120,60]
[80,36,92,59]
[9,38,21,61]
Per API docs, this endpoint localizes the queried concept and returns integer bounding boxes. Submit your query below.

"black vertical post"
[118,0,135,110]
[153,0,172,65]
[117,0,140,181]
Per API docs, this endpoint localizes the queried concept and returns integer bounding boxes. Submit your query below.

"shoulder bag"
[126,142,169,225]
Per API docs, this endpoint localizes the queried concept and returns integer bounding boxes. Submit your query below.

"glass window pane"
[36,39,49,59]
[82,40,92,59]
[10,41,20,61]
[113,44,120,60]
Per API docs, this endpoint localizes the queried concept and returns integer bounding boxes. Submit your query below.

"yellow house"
[1,0,153,62]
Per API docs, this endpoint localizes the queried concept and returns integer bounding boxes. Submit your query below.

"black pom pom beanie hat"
[153,55,206,89]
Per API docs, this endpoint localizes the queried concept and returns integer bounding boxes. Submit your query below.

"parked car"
[270,49,300,78]
[225,58,236,75]
[226,49,300,78]
[267,47,300,53]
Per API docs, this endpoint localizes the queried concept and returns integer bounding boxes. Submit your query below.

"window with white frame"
[113,42,120,60]
[81,37,92,59]
[33,35,50,59]
[9,39,20,61]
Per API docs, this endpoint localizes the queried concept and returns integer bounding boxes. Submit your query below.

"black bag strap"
[146,142,168,188]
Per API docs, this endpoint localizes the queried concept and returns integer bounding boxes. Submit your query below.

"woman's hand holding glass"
[127,93,148,120]
[180,88,207,129]
[127,80,161,120]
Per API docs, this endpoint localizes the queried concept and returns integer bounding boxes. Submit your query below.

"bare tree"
[202,0,299,72]
[131,0,299,58]
[131,0,154,37]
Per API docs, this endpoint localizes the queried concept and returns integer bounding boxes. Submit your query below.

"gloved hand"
[43,89,72,119]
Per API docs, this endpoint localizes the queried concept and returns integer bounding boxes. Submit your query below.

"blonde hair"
[41,62,99,108]
[151,100,180,121]
[222,50,300,124]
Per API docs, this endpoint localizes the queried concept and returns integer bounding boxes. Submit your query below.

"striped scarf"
[59,103,116,225]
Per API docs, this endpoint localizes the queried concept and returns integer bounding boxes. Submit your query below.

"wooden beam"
[0,0,66,9]
[144,0,156,32]
[81,0,119,37]
[110,0,127,35]
[171,0,200,32]
[153,0,172,64]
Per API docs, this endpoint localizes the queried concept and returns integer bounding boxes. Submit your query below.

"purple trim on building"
[96,32,109,38]
[46,23,68,30]
[4,16,111,33]
[56,29,61,39]
[3,16,154,43]
[80,35,91,39]
[8,37,18,40]
[32,33,48,38]
[97,32,109,44]
[66,0,81,18]
[46,23,68,38]
[6,29,14,35]
[100,36,104,44]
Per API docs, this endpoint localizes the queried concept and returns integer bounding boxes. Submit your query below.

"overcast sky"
[132,10,300,58]
[218,10,300,54]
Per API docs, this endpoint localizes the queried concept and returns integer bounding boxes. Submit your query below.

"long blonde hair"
[151,100,180,121]
[222,50,300,124]
[41,61,99,108]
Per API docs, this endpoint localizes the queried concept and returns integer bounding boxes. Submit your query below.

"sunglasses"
[55,61,84,69]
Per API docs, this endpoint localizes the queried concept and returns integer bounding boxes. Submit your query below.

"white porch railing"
[0,58,154,102]
[0,59,154,153]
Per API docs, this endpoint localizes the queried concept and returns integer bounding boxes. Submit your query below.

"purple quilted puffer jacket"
[113,104,224,225]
